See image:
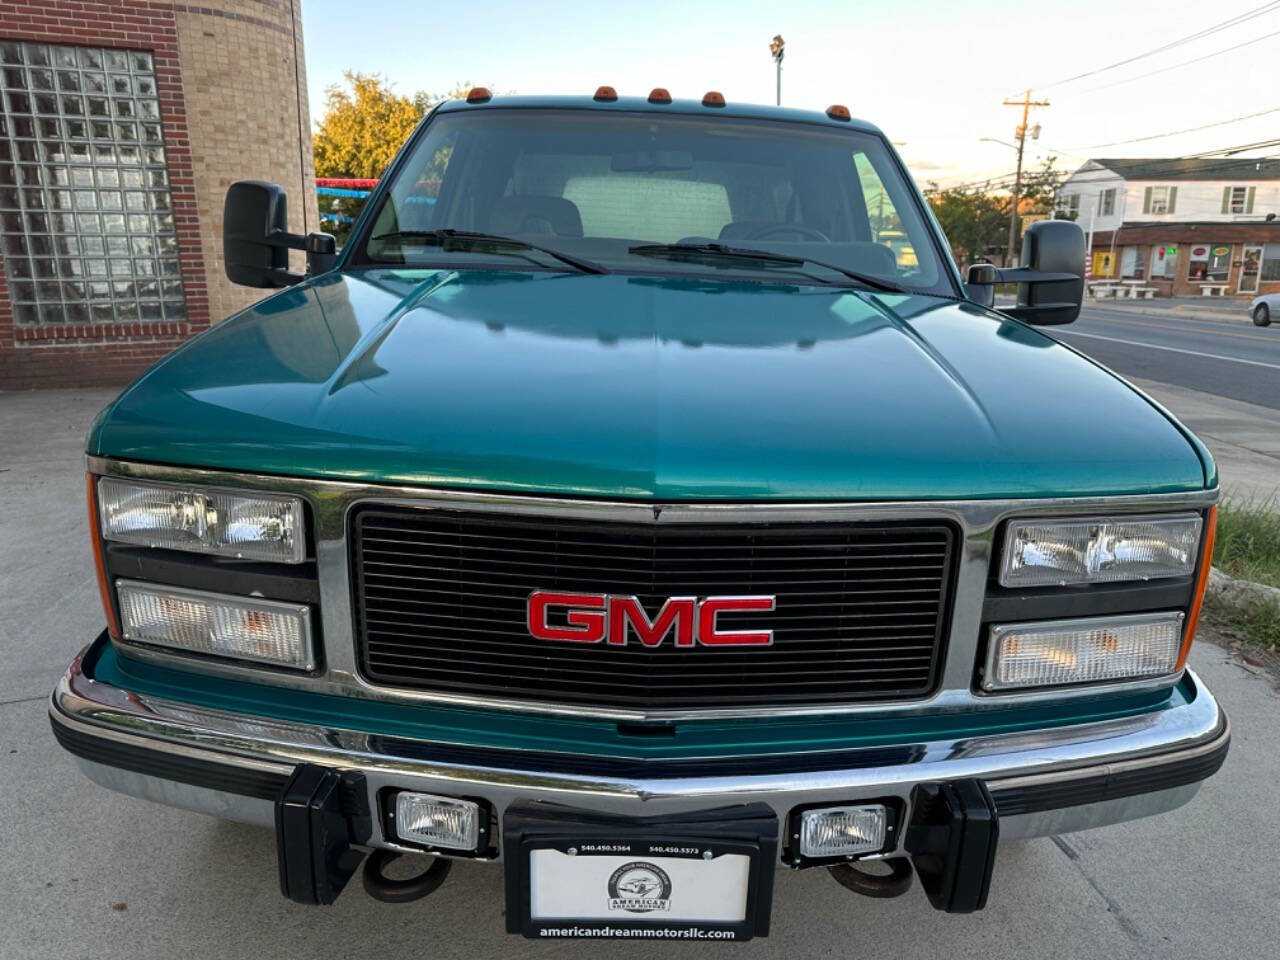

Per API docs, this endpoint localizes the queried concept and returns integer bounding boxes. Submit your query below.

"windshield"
[354,108,954,295]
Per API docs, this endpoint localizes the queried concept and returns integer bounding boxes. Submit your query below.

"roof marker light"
[702,91,726,107]
[465,87,492,103]
[827,104,851,121]
[648,87,672,104]
[593,85,618,102]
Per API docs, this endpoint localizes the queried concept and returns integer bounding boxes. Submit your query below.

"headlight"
[117,579,315,669]
[1000,514,1201,587]
[983,612,1183,691]
[97,477,305,563]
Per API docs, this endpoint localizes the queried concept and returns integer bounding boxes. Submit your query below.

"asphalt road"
[1055,305,1279,411]
[2,388,1280,959]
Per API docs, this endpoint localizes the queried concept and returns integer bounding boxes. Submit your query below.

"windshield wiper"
[627,242,903,293]
[370,229,608,275]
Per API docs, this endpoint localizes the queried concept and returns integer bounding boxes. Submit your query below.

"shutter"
[1168,186,1177,213]
[1222,186,1231,214]
[1143,187,1152,214]
[1246,186,1256,213]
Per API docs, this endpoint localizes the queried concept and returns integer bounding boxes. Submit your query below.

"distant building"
[1055,158,1280,297]
[0,1,317,390]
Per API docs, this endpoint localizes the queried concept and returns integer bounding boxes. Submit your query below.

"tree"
[312,72,421,180]
[926,184,1010,267]
[925,158,1066,267]
[312,75,480,244]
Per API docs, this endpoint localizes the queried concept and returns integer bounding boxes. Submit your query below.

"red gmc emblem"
[527,591,777,647]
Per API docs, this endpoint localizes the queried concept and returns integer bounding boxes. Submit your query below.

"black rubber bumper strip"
[51,710,291,802]
[989,725,1230,816]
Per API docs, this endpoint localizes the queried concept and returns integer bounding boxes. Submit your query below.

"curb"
[1207,566,1280,609]
[1083,302,1251,325]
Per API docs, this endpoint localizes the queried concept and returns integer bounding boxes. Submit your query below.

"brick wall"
[0,0,315,390]
[173,0,317,324]
[1089,223,1280,298]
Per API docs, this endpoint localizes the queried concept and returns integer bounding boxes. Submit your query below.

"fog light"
[395,793,480,851]
[799,805,888,858]
[116,579,314,670]
[984,611,1183,691]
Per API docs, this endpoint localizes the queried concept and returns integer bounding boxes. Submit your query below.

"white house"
[1054,158,1280,296]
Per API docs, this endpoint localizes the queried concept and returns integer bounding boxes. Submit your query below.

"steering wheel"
[743,224,831,242]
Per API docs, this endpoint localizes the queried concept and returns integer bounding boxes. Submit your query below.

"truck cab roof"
[433,92,885,136]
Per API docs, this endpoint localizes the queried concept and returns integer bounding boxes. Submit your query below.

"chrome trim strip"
[51,646,1227,859]
[87,455,1218,721]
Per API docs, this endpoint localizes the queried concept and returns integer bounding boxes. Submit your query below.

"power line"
[1034,1,1280,89]
[1080,28,1280,93]
[1070,107,1280,149]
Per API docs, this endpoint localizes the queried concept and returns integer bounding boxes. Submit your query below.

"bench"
[1130,287,1156,299]
[1089,283,1118,298]
[1199,284,1228,297]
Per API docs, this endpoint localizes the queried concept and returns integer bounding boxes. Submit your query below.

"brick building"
[1056,158,1280,298]
[0,0,317,389]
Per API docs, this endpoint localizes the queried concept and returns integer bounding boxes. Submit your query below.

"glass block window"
[0,41,185,325]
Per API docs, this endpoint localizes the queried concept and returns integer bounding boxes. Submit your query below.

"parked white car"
[1250,292,1277,326]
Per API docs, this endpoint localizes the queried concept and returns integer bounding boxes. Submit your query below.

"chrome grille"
[351,506,955,711]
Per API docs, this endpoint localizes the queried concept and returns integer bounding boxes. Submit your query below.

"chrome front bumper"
[51,643,1229,863]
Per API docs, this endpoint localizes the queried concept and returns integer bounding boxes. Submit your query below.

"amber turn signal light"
[465,87,492,103]
[648,87,672,104]
[86,473,121,639]
[826,104,851,121]
[702,90,725,107]
[1177,505,1217,671]
[593,85,617,102]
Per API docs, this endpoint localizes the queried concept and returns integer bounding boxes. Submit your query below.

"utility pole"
[770,35,785,105]
[1001,89,1049,265]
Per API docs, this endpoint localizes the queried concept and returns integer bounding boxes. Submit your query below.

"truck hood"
[90,268,1210,500]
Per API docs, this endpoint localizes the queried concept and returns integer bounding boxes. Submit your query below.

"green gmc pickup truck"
[51,89,1228,941]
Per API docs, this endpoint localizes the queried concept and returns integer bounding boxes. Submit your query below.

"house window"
[1222,185,1255,215]
[1261,243,1280,282]
[0,40,185,326]
[1056,192,1079,218]
[1145,185,1176,215]
[1098,188,1115,216]
[1187,243,1230,283]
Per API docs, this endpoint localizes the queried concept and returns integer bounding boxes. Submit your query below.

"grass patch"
[1213,498,1280,589]
[1207,497,1280,649]
[1205,594,1280,650]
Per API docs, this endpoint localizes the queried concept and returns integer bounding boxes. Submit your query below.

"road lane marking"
[1079,311,1279,344]
[1057,330,1280,371]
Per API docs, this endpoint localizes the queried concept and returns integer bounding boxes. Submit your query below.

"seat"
[487,196,584,237]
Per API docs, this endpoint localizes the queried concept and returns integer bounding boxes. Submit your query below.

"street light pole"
[770,35,785,106]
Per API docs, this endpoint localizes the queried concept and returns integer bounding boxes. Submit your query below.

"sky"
[299,0,1280,189]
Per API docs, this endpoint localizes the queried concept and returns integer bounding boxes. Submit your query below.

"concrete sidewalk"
[1085,297,1255,326]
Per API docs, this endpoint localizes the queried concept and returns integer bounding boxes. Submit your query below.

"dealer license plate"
[519,838,763,941]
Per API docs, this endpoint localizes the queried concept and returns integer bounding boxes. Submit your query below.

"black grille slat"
[352,507,955,710]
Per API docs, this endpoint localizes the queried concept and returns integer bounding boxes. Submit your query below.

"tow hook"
[827,858,914,898]
[362,850,453,903]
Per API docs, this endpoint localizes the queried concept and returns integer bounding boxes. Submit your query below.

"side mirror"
[223,181,338,288]
[1012,219,1085,325]
[964,220,1085,325]
[965,263,997,307]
